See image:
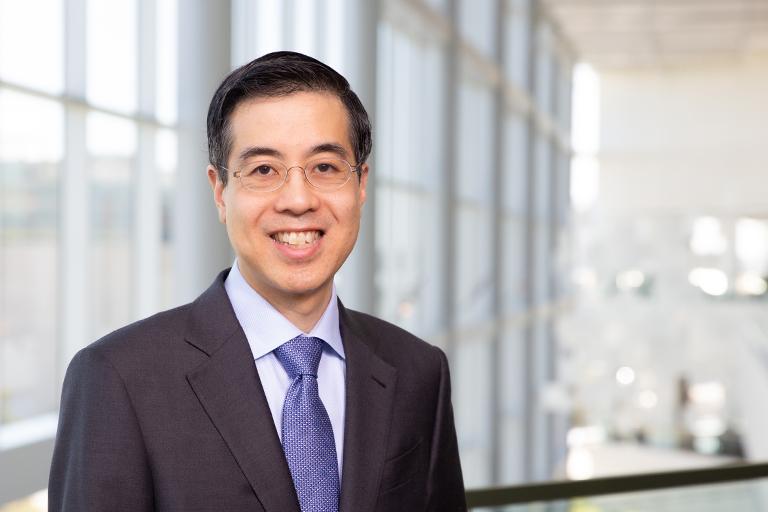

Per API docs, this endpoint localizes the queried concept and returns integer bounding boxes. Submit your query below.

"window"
[0,0,178,501]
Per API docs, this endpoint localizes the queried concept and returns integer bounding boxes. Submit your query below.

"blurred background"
[1,0,767,509]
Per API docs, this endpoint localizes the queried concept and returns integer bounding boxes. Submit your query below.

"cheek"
[225,200,264,242]
[336,204,362,244]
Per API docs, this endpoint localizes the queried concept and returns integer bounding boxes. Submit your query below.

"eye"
[244,163,278,177]
[312,161,343,174]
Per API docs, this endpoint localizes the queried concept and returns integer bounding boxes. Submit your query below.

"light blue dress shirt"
[224,261,346,477]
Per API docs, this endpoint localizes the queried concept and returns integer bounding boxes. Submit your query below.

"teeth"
[273,230,321,247]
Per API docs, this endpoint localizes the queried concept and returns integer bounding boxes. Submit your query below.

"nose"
[273,166,319,214]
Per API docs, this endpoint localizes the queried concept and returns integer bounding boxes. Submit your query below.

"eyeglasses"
[224,157,361,193]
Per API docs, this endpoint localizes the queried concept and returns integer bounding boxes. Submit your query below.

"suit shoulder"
[83,303,193,363]
[345,309,444,364]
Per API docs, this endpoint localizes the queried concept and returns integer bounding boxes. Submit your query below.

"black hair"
[206,51,372,185]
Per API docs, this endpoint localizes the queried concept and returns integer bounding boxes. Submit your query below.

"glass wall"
[373,0,574,487]
[375,20,447,339]
[0,0,178,459]
[0,90,63,424]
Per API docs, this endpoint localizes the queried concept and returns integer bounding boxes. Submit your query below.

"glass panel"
[375,185,442,338]
[557,59,572,131]
[292,0,318,55]
[0,0,64,93]
[86,0,138,112]
[503,114,528,214]
[256,0,283,55]
[0,89,63,424]
[87,112,136,339]
[456,79,494,203]
[323,0,345,72]
[500,329,527,484]
[531,318,554,480]
[376,23,445,189]
[455,335,494,488]
[533,222,551,305]
[555,152,570,225]
[156,0,178,125]
[455,205,493,328]
[458,0,497,58]
[454,77,494,328]
[553,153,570,297]
[534,23,554,116]
[533,134,551,219]
[375,22,446,340]
[502,217,527,314]
[505,0,531,90]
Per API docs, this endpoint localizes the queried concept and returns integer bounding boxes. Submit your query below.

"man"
[49,51,466,512]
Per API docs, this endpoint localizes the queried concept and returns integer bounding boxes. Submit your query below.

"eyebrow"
[236,142,350,164]
[307,143,349,160]
[236,146,284,162]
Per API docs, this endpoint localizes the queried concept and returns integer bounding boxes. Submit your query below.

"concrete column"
[333,0,379,313]
[175,0,234,304]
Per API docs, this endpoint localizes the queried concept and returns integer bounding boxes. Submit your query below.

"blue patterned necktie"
[274,335,340,512]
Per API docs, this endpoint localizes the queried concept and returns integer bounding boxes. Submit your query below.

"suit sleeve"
[49,347,154,512]
[425,347,467,511]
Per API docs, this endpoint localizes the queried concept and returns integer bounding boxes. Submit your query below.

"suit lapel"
[184,271,300,512]
[338,303,398,512]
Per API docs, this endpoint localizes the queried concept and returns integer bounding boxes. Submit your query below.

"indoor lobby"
[2,0,768,509]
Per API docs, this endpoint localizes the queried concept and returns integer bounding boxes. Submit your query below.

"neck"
[238,267,333,333]
[266,287,333,333]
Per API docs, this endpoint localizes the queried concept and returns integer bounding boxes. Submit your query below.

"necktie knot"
[274,335,324,379]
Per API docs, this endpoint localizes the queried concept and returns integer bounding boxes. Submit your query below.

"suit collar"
[184,269,240,357]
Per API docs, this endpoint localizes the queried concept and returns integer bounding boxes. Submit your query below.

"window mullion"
[135,0,160,318]
[60,0,89,377]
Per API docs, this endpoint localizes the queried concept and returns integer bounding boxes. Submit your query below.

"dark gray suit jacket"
[49,270,466,511]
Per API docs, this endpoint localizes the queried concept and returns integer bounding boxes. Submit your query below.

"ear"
[357,163,369,208]
[207,166,227,224]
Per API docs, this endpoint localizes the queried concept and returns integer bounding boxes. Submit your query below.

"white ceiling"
[543,0,768,69]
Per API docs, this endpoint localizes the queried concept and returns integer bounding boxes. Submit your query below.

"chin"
[276,272,331,298]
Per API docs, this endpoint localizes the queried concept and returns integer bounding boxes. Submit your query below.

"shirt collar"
[224,260,345,361]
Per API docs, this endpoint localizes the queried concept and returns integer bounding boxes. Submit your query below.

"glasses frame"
[222,157,362,193]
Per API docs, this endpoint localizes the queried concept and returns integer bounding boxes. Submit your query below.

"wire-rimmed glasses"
[224,157,361,192]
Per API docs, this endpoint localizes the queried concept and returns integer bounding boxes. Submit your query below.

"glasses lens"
[305,158,352,191]
[238,159,286,191]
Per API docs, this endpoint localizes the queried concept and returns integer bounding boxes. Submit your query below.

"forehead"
[228,92,352,159]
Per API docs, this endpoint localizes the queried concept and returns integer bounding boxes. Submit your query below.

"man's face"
[208,91,368,307]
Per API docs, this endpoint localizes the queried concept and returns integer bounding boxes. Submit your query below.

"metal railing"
[465,462,768,508]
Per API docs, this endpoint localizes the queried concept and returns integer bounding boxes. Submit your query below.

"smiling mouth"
[271,230,324,248]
